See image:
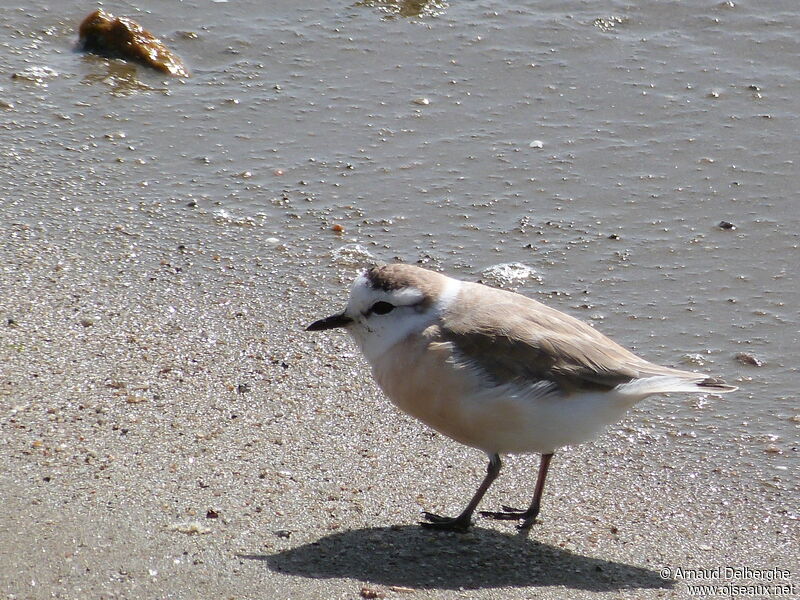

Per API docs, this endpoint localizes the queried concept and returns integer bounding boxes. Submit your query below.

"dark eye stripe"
[370,301,395,315]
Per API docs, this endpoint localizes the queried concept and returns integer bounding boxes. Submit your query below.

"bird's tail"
[616,374,737,399]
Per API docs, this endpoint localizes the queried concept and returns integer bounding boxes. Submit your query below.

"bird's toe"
[420,512,471,532]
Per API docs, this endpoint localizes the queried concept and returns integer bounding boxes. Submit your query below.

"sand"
[1,218,796,600]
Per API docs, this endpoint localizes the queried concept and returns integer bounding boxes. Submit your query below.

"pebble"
[735,352,763,367]
[682,353,708,366]
[11,66,59,84]
[168,522,211,535]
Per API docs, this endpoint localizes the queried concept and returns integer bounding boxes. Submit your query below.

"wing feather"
[440,283,700,393]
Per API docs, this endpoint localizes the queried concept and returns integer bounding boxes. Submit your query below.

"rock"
[78,9,189,77]
[11,66,59,84]
[735,352,763,367]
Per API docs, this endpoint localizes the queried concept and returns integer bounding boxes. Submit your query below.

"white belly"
[370,336,638,454]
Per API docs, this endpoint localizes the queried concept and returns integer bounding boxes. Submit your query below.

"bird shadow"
[241,525,672,591]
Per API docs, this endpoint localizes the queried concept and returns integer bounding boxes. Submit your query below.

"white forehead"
[348,271,425,313]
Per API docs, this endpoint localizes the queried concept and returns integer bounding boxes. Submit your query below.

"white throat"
[346,275,461,365]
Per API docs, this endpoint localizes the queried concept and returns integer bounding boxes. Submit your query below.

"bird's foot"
[420,512,472,532]
[480,505,538,529]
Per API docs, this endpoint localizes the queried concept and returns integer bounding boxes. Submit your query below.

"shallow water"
[2,0,797,489]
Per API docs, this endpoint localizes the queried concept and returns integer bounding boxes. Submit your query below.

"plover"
[307,264,736,532]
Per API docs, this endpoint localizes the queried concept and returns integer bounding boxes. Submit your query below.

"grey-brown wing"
[439,289,681,393]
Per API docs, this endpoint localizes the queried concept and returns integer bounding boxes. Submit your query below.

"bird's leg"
[480,452,554,529]
[421,453,502,532]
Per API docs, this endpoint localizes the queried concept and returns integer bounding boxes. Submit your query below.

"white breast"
[347,275,462,365]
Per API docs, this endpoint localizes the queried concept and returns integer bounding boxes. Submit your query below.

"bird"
[306,263,736,532]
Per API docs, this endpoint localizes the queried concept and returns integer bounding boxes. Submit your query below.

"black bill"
[306,312,352,331]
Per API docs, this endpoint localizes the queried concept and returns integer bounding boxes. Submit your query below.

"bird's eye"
[370,301,395,315]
